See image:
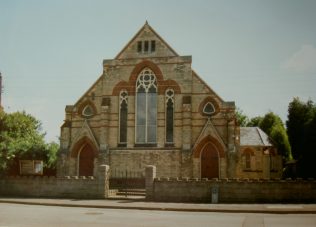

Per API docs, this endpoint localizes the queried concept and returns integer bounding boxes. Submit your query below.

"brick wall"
[152,178,316,203]
[0,165,109,199]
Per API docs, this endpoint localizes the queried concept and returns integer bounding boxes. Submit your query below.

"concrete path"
[0,197,315,214]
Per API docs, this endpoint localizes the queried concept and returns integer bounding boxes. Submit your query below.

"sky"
[1,0,316,142]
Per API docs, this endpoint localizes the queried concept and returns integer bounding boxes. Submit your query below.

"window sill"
[117,143,127,148]
[165,143,174,147]
[134,144,157,148]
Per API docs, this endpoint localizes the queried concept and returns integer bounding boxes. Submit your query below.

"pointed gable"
[70,120,99,153]
[115,21,179,59]
[192,118,227,154]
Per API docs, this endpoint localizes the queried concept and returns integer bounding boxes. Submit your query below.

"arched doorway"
[78,143,95,176]
[201,143,219,179]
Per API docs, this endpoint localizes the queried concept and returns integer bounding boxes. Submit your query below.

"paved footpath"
[0,197,316,214]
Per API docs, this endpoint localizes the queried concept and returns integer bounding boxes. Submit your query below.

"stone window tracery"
[82,105,94,117]
[136,68,157,144]
[203,102,216,115]
[119,90,128,144]
[165,89,174,144]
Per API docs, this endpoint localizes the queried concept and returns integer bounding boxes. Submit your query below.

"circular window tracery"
[136,68,157,92]
[82,105,94,117]
[203,102,216,115]
[199,97,220,117]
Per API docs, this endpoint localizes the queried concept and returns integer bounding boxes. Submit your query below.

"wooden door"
[79,144,94,176]
[201,143,219,179]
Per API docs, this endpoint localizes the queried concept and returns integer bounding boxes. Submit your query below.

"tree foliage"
[246,116,263,127]
[286,97,316,177]
[0,111,59,175]
[235,108,249,127]
[259,112,292,161]
[45,141,59,169]
[235,108,292,161]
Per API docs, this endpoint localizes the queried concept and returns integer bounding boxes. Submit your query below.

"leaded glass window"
[165,89,174,143]
[136,68,157,144]
[119,90,128,144]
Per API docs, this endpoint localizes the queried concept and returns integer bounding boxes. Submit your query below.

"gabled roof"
[192,70,224,103]
[115,21,179,59]
[240,127,272,146]
[72,22,233,109]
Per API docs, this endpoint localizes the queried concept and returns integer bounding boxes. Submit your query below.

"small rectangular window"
[144,41,149,52]
[137,41,142,53]
[151,40,156,52]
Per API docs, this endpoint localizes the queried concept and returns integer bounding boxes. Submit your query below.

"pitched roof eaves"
[74,74,104,107]
[255,127,265,146]
[257,127,272,146]
[114,24,145,59]
[146,23,179,57]
[192,70,224,103]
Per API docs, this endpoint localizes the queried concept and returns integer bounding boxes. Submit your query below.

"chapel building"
[57,22,282,179]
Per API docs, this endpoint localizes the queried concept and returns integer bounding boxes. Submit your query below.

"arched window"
[245,153,251,169]
[136,68,157,144]
[165,89,174,144]
[82,105,94,117]
[119,90,128,144]
[203,102,216,115]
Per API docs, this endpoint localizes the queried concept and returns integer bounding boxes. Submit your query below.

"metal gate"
[109,169,145,198]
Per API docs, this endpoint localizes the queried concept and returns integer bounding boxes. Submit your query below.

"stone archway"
[78,143,95,176]
[71,137,98,176]
[200,143,219,179]
[193,135,225,179]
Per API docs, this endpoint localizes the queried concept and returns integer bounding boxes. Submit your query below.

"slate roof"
[240,127,272,146]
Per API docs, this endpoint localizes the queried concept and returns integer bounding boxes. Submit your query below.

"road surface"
[0,203,315,227]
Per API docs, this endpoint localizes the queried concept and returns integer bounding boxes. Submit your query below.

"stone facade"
[236,127,283,179]
[0,165,110,199]
[57,22,282,179]
[152,177,316,203]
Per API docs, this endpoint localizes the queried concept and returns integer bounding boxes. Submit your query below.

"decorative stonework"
[58,22,281,180]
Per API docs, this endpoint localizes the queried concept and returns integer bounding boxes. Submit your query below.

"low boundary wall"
[152,178,316,203]
[0,165,109,199]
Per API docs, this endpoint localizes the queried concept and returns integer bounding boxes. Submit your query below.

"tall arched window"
[245,153,251,169]
[119,90,128,144]
[136,68,157,144]
[165,89,174,144]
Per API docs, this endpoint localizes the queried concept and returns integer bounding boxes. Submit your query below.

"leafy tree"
[45,141,59,169]
[235,108,249,126]
[286,98,316,177]
[235,109,292,161]
[259,112,283,135]
[235,108,263,128]
[247,116,263,127]
[0,111,59,175]
[258,112,292,161]
[269,123,292,161]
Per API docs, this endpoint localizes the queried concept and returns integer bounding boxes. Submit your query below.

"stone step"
[116,191,146,196]
[114,188,146,196]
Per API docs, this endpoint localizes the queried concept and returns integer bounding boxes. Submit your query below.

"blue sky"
[1,0,316,142]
